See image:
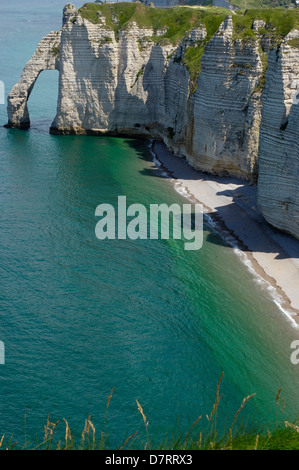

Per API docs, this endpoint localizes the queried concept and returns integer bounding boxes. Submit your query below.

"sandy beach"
[151,140,299,327]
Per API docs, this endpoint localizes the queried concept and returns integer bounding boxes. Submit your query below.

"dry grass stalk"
[102,387,115,436]
[119,432,138,450]
[136,400,149,447]
[232,393,256,425]
[63,418,72,447]
[89,419,96,444]
[207,371,224,421]
[285,421,299,433]
[81,416,96,446]
[136,400,149,428]
[197,431,202,449]
[228,392,256,442]
[106,387,115,412]
[276,388,282,406]
[185,415,202,442]
[44,415,60,441]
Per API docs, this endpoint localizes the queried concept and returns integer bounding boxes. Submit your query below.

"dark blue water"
[1,0,299,448]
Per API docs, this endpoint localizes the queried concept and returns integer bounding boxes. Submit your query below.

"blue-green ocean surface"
[1,0,299,447]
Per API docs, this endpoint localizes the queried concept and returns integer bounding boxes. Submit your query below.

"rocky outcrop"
[6,30,61,129]
[52,9,173,136]
[48,7,262,181]
[178,17,262,179]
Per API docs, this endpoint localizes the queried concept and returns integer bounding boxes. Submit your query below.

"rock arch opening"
[6,30,61,129]
[27,69,59,127]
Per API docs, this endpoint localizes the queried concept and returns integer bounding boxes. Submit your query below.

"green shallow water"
[1,0,299,447]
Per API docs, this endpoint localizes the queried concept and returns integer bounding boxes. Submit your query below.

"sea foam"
[150,141,299,330]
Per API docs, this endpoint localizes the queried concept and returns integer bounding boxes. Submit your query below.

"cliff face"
[6,3,299,239]
[257,32,299,238]
[7,30,61,129]
[6,4,263,179]
[52,4,177,137]
[180,16,262,179]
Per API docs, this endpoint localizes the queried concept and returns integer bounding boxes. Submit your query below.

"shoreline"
[150,140,299,328]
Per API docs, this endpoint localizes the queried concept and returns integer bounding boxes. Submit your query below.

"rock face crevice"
[6,31,61,129]
[6,5,299,240]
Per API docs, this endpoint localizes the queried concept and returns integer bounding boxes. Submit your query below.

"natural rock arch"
[6,31,61,129]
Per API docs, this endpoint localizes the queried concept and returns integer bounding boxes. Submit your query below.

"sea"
[1,0,299,447]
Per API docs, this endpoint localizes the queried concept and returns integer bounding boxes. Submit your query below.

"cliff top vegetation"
[77,3,299,88]
[79,3,228,43]
[79,3,299,43]
[233,8,299,40]
[189,0,296,9]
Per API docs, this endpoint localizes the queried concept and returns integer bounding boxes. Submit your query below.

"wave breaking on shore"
[148,140,299,330]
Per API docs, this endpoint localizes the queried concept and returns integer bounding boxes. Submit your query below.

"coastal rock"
[7,5,299,239]
[176,16,263,179]
[186,27,207,43]
[252,20,266,32]
[6,31,61,129]
[7,8,263,179]
[48,10,263,181]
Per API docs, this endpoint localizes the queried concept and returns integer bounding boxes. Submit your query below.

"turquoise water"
[1,0,299,447]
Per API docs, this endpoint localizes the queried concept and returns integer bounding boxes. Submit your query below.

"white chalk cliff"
[7,30,61,129]
[6,4,299,240]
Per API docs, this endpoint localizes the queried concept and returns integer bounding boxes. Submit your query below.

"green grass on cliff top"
[233,8,299,41]
[190,0,295,7]
[79,3,228,44]
[229,0,293,9]
[78,3,299,90]
[78,3,228,87]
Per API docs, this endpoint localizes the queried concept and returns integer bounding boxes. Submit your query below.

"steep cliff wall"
[52,4,176,136]
[176,16,262,178]
[15,3,263,180]
[257,31,299,238]
[6,3,299,239]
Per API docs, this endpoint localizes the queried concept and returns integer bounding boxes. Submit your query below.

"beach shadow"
[205,190,299,261]
[130,139,299,261]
